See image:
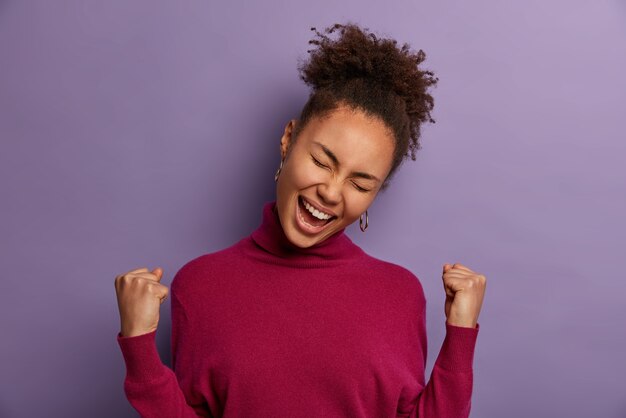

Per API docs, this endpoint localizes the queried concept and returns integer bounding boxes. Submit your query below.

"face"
[275,105,395,248]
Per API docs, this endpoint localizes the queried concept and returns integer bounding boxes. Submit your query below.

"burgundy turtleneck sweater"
[117,200,480,418]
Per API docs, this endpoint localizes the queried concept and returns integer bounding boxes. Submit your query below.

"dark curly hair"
[290,21,439,192]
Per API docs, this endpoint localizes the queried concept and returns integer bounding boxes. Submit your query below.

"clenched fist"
[442,263,486,328]
[114,267,168,337]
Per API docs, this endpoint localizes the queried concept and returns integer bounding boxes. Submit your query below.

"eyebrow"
[312,141,381,182]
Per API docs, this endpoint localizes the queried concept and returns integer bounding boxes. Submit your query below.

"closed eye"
[312,155,371,193]
[311,156,328,169]
[353,183,370,193]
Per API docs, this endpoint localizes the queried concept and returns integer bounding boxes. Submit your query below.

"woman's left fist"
[442,263,486,328]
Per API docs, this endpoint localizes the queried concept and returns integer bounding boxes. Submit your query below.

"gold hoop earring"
[274,159,284,182]
[359,210,369,232]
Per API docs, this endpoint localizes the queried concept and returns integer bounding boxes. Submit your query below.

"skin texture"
[115,267,168,337]
[442,263,486,328]
[275,104,395,249]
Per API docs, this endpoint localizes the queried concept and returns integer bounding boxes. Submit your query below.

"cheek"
[285,160,320,189]
[343,200,371,222]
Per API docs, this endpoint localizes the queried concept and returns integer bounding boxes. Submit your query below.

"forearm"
[117,330,210,417]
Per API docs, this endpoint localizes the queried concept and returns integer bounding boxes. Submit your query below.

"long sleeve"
[116,281,210,417]
[112,200,482,417]
[410,318,480,418]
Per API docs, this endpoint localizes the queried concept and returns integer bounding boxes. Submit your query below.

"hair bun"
[299,23,435,100]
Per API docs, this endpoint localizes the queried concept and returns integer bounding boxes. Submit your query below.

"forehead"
[300,107,395,168]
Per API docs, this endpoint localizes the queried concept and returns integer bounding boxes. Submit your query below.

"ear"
[279,119,298,160]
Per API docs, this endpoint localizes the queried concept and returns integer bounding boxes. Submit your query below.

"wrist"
[446,318,477,328]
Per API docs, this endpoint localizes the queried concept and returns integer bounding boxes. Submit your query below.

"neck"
[247,200,364,268]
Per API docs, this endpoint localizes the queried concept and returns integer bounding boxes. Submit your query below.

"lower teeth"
[300,198,333,227]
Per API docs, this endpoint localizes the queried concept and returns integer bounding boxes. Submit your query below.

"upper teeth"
[303,198,333,220]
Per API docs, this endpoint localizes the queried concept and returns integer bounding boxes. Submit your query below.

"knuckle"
[118,274,132,286]
[147,281,164,293]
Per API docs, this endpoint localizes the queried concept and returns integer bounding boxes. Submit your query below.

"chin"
[285,227,317,248]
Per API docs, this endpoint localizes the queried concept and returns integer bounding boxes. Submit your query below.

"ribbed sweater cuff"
[116,329,166,383]
[434,321,480,372]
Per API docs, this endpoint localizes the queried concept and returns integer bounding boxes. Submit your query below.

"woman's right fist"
[114,267,169,338]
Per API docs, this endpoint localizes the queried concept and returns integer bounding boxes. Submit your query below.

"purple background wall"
[1,1,625,417]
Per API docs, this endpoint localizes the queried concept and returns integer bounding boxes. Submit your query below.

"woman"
[115,22,487,418]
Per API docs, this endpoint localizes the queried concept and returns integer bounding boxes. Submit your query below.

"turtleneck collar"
[246,200,364,268]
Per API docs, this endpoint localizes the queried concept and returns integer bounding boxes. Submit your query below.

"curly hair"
[290,22,439,192]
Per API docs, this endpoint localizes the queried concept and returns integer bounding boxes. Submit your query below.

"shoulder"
[170,239,244,294]
[359,252,426,303]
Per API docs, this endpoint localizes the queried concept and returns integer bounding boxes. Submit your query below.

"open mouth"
[296,195,337,233]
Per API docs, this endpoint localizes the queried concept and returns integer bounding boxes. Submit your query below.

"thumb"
[443,263,451,273]
[152,267,163,282]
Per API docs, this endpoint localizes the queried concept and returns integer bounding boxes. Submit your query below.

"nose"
[316,179,342,206]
